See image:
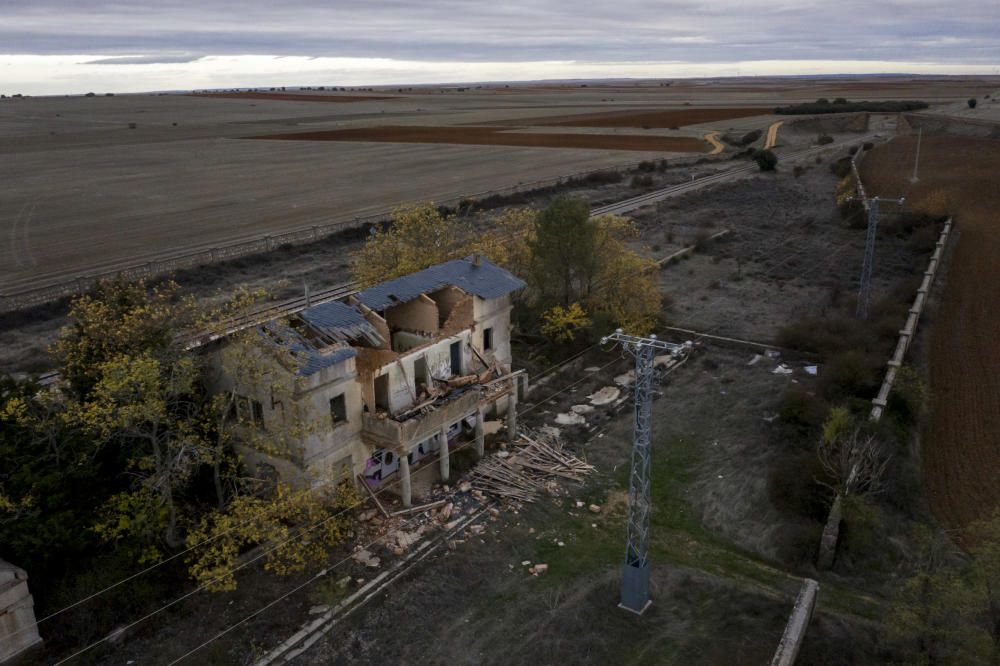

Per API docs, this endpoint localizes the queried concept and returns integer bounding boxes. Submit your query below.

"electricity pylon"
[856,195,904,320]
[601,328,685,614]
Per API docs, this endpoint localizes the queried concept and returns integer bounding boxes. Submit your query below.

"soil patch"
[247,126,708,152]
[491,107,768,128]
[189,92,399,103]
[860,135,1000,529]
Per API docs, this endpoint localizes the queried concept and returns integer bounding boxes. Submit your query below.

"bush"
[637,160,656,172]
[739,129,763,146]
[829,156,852,178]
[752,149,778,171]
[817,134,834,145]
[777,387,829,439]
[768,451,834,521]
[863,141,874,150]
[773,520,823,567]
[818,350,880,401]
[968,98,978,109]
[583,170,623,185]
[834,97,848,104]
[848,145,859,155]
[630,174,654,188]
[816,98,830,105]
[793,165,805,178]
[777,315,879,359]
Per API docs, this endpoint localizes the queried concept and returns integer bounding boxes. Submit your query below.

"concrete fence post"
[771,579,820,666]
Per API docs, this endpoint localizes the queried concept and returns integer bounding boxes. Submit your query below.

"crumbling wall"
[441,294,474,336]
[430,285,468,326]
[385,294,438,336]
[0,561,42,663]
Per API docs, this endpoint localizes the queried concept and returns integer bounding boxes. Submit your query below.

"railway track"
[32,136,867,388]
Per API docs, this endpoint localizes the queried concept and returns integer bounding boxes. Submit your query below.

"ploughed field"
[248,125,708,152]
[488,106,765,128]
[190,92,401,103]
[861,134,1000,529]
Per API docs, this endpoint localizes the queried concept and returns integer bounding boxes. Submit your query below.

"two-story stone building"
[210,255,525,506]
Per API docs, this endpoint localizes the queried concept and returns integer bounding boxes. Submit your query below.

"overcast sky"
[2,0,998,94]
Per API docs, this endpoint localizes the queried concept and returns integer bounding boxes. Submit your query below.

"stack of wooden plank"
[469,431,594,502]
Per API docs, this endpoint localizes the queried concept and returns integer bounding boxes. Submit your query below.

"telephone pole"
[601,329,685,614]
[911,127,922,183]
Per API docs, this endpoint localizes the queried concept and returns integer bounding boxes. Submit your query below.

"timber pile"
[470,432,594,502]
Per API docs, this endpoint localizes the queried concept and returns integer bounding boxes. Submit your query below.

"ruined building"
[210,256,526,506]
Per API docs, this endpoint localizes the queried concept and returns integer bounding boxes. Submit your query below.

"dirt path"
[704,131,725,154]
[764,121,784,149]
[861,134,1000,530]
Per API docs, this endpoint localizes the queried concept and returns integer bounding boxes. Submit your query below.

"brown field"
[861,134,1000,529]
[498,107,767,128]
[190,92,399,102]
[249,125,708,152]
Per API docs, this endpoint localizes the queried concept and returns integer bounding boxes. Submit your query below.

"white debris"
[555,412,587,425]
[521,560,531,566]
[483,420,504,436]
[653,354,676,368]
[748,354,764,366]
[530,563,549,575]
[575,500,585,508]
[540,425,562,439]
[571,404,595,415]
[804,365,818,376]
[458,480,472,493]
[557,541,565,547]
[352,550,381,568]
[309,605,330,615]
[772,364,794,376]
[588,386,621,406]
[589,504,602,514]
[765,349,781,359]
[614,370,636,387]
[584,366,601,372]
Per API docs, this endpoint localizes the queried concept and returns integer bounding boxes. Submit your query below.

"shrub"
[848,146,859,155]
[637,160,656,172]
[834,97,848,104]
[908,224,940,253]
[830,156,853,178]
[777,387,829,439]
[968,98,978,109]
[776,100,928,115]
[818,350,880,401]
[768,451,834,521]
[793,165,805,178]
[692,230,714,252]
[816,98,830,105]
[817,134,834,145]
[630,174,654,188]
[863,141,874,150]
[739,129,763,146]
[773,520,823,567]
[583,170,623,185]
[777,315,879,359]
[752,149,778,171]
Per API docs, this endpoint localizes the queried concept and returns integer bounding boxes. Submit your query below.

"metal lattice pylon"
[601,329,685,614]
[856,197,880,320]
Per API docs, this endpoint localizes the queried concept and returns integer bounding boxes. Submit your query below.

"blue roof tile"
[355,256,526,311]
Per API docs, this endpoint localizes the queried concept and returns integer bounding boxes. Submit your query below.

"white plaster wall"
[375,330,474,414]
[472,295,514,367]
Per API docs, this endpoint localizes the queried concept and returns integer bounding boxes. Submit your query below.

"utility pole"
[911,127,922,183]
[601,328,685,614]
[856,195,904,320]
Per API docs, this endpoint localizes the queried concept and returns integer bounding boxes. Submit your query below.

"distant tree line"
[775,99,929,115]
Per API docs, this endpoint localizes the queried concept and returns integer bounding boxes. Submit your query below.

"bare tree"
[818,427,890,498]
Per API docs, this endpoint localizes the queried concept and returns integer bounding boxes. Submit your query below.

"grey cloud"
[85,54,204,64]
[3,0,999,64]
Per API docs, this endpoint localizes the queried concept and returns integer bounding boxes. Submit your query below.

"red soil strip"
[495,107,766,128]
[247,126,707,152]
[190,92,399,103]
[861,135,1000,530]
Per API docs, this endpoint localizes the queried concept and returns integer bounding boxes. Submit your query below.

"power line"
[52,437,481,664]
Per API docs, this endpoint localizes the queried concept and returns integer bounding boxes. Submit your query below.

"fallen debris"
[555,412,587,426]
[772,364,794,376]
[588,386,621,406]
[469,431,595,502]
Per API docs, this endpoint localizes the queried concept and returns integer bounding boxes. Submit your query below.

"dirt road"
[764,121,784,149]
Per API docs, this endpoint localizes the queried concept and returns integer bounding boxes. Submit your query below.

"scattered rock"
[584,366,600,372]
[530,563,549,575]
[557,541,565,547]
[589,504,602,514]
[392,546,404,556]
[772,364,793,375]
[521,560,532,566]
[469,524,486,535]
[614,370,636,387]
[440,502,454,521]
[575,500,585,508]
[359,508,378,522]
[352,549,381,568]
[570,404,595,414]
[588,386,621,406]
[448,540,458,551]
[555,412,587,425]
[309,605,330,615]
[483,420,503,435]
[489,508,500,518]
[459,480,472,493]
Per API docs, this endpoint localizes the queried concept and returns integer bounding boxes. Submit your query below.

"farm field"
[249,125,708,151]
[1,76,996,299]
[861,134,1000,529]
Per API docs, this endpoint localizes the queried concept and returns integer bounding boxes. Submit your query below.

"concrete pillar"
[475,406,486,459]
[399,452,412,508]
[507,391,518,443]
[439,426,450,483]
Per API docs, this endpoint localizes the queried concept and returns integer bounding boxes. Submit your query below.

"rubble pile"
[469,431,594,502]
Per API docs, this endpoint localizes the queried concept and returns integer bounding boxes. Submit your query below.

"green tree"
[753,149,778,172]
